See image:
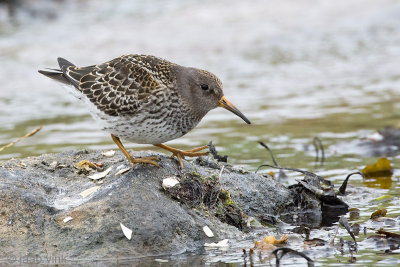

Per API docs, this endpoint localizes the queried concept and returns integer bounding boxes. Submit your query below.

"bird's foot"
[111,134,160,167]
[154,144,209,168]
[128,156,160,167]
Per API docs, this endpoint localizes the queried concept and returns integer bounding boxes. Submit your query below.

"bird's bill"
[219,96,251,124]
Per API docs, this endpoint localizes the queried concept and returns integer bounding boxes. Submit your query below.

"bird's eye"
[200,84,209,90]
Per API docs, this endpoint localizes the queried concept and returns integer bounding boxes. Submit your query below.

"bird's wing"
[63,55,171,116]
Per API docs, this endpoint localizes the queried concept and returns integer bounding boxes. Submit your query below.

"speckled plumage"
[40,54,227,144]
[40,54,251,167]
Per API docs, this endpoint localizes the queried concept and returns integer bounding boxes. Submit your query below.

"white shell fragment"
[155,259,169,263]
[204,239,229,247]
[203,226,214,237]
[79,186,101,198]
[162,177,179,189]
[120,223,132,240]
[115,167,131,176]
[50,161,58,168]
[102,150,116,157]
[88,167,112,180]
[63,216,73,223]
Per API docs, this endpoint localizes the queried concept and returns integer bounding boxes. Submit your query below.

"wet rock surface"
[0,150,340,260]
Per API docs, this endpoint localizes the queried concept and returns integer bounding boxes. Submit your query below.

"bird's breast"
[98,98,202,144]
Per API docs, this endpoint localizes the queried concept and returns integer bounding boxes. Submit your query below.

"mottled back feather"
[59,55,176,117]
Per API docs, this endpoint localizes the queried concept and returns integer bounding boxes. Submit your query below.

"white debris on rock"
[120,223,133,240]
[203,226,214,237]
[204,239,229,247]
[155,259,169,263]
[63,216,73,223]
[102,150,115,157]
[115,167,131,176]
[162,177,179,189]
[79,186,101,198]
[88,167,112,180]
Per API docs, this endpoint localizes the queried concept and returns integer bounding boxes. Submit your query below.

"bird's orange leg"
[153,143,209,168]
[111,134,159,167]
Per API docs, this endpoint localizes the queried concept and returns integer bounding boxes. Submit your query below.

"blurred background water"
[1,0,400,265]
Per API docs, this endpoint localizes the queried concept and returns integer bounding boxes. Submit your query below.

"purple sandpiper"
[39,54,250,167]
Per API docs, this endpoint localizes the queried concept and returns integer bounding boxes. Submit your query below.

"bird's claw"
[169,148,209,168]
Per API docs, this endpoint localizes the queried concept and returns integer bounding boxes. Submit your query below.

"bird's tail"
[38,57,76,85]
[38,69,70,84]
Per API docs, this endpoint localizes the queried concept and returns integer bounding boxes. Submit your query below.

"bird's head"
[176,66,251,124]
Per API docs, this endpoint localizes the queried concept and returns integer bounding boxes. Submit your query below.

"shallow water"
[1,0,400,265]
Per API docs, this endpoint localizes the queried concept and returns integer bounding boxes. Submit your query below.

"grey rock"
[0,150,327,259]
